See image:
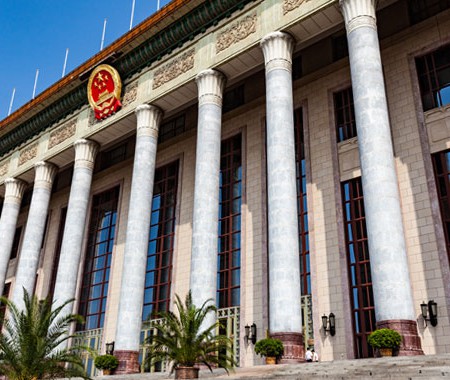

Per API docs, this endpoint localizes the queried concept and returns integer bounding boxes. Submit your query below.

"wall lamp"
[244,323,257,344]
[421,300,438,327]
[105,341,115,355]
[322,313,336,336]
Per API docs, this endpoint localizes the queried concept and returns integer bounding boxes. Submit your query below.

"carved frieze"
[122,82,138,107]
[48,120,77,149]
[153,49,195,90]
[283,0,311,15]
[18,143,38,166]
[0,160,9,176]
[216,14,257,53]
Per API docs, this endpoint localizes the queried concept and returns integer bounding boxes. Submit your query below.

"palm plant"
[0,289,90,380]
[145,291,235,378]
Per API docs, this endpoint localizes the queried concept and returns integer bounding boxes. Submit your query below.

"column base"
[376,320,423,356]
[270,332,305,363]
[114,350,140,374]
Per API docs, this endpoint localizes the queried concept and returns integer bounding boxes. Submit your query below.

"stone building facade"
[0,0,449,374]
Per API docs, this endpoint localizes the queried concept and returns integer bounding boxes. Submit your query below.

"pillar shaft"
[0,178,27,296]
[12,162,57,308]
[52,139,99,318]
[261,31,303,363]
[340,0,422,355]
[190,69,226,329]
[115,104,162,375]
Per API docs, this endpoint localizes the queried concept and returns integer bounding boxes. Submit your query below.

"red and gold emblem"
[87,64,122,120]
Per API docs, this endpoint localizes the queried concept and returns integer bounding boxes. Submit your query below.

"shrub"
[94,354,119,370]
[367,328,402,349]
[254,338,284,358]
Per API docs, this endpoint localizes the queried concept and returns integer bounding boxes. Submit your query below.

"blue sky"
[0,1,171,121]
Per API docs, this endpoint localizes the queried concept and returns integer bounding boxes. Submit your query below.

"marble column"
[260,31,303,363]
[52,139,99,321]
[115,104,162,375]
[190,69,226,329]
[0,178,27,296]
[340,0,422,355]
[12,161,57,309]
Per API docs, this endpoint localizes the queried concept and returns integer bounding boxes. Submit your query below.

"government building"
[0,0,449,375]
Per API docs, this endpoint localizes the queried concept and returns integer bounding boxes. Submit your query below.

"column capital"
[135,104,163,138]
[195,69,226,107]
[74,139,99,170]
[34,161,57,191]
[339,0,377,33]
[260,31,295,73]
[4,178,27,205]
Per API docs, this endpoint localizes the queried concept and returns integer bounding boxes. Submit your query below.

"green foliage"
[94,354,118,370]
[367,328,402,349]
[254,338,284,358]
[0,288,90,380]
[144,291,235,373]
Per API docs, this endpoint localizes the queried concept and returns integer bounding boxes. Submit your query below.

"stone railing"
[72,328,103,377]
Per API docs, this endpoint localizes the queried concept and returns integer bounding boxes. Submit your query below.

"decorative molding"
[18,143,38,166]
[0,160,9,176]
[340,0,377,33]
[74,139,100,170]
[196,69,226,107]
[4,178,27,204]
[48,120,77,149]
[283,0,311,15]
[34,161,58,190]
[122,82,139,107]
[153,49,195,90]
[216,14,257,53]
[260,31,295,73]
[136,104,163,138]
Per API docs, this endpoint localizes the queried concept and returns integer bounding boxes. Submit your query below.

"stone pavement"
[96,354,450,380]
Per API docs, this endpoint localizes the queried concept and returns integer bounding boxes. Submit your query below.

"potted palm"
[94,354,118,375]
[367,328,402,357]
[144,291,235,379]
[254,338,284,364]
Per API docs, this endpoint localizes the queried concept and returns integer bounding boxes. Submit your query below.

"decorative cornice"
[260,31,295,73]
[216,13,257,53]
[0,161,9,177]
[34,161,58,191]
[153,49,195,89]
[136,104,163,138]
[339,0,377,33]
[74,139,100,170]
[122,82,139,107]
[283,0,312,15]
[196,69,226,107]
[18,143,38,166]
[0,0,257,157]
[4,178,27,205]
[48,120,77,149]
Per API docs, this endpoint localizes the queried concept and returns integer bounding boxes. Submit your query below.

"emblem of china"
[87,64,122,120]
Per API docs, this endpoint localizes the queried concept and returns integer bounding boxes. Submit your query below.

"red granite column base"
[270,332,305,363]
[114,350,140,374]
[376,319,424,356]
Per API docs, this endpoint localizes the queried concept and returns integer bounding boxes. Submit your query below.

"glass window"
[342,178,376,359]
[142,161,179,320]
[416,43,450,111]
[217,135,242,308]
[334,87,357,142]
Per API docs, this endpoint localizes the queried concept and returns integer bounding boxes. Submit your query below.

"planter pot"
[379,348,393,357]
[102,369,111,375]
[265,356,277,365]
[175,366,200,379]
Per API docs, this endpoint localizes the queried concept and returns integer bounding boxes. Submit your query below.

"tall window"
[432,150,450,261]
[217,134,242,309]
[142,161,179,320]
[342,178,376,359]
[48,207,67,302]
[408,0,450,25]
[334,87,357,142]
[294,109,310,295]
[78,187,119,330]
[416,43,450,111]
[10,226,23,260]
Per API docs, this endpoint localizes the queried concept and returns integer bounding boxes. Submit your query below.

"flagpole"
[32,69,39,99]
[62,48,69,78]
[129,0,136,30]
[157,0,160,10]
[8,88,16,116]
[100,18,107,50]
